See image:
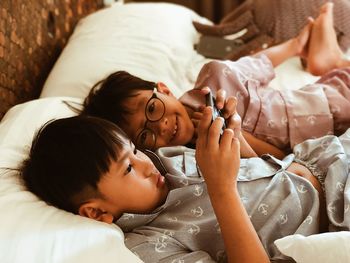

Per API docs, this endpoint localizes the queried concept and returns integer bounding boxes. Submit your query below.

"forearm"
[195,107,269,262]
[208,187,269,263]
[239,133,258,158]
[242,131,286,159]
[254,38,300,67]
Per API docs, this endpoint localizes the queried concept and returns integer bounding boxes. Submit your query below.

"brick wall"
[0,0,104,119]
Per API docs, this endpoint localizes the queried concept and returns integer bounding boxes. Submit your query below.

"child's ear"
[78,202,114,224]
[156,82,175,97]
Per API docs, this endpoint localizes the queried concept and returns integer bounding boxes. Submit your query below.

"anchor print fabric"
[179,55,350,151]
[293,128,350,232]
[116,146,329,262]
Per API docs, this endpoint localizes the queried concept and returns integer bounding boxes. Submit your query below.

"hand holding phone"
[205,91,226,135]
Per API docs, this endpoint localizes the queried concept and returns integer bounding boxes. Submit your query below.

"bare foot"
[306,2,350,76]
[295,17,314,59]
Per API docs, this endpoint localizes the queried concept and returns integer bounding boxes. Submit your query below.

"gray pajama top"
[117,129,350,262]
[117,148,324,262]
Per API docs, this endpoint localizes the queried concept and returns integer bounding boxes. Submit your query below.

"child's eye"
[139,131,148,145]
[147,101,156,114]
[125,164,132,175]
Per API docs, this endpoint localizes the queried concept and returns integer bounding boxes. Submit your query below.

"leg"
[254,19,313,68]
[307,2,350,76]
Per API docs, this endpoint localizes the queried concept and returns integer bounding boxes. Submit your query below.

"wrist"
[207,182,238,200]
[239,133,258,157]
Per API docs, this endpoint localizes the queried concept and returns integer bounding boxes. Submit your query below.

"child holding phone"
[82,3,350,158]
[21,111,334,262]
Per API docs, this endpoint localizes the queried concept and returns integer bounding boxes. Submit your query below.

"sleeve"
[292,132,348,192]
[293,130,350,230]
[293,134,347,176]
[124,231,216,263]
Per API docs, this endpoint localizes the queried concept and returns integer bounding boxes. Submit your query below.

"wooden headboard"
[0,0,104,119]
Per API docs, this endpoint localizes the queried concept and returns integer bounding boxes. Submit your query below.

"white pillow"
[41,2,211,100]
[275,232,350,263]
[40,1,321,100]
[0,97,142,263]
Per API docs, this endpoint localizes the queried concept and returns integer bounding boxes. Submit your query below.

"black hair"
[20,115,128,214]
[81,71,155,127]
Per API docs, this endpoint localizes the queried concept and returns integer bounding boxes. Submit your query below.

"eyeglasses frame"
[135,87,166,149]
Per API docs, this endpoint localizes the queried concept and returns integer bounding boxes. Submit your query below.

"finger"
[226,112,241,131]
[199,86,211,95]
[197,104,206,112]
[196,106,212,148]
[231,137,241,160]
[222,96,236,119]
[227,118,241,138]
[215,89,226,110]
[192,111,203,120]
[207,117,224,150]
[233,127,241,139]
[219,128,234,151]
[192,119,200,128]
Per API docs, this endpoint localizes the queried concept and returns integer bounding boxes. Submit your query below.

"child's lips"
[156,173,166,188]
[169,116,179,143]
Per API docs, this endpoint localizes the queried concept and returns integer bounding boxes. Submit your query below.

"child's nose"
[157,117,169,136]
[137,152,156,178]
[149,117,169,136]
[142,161,156,179]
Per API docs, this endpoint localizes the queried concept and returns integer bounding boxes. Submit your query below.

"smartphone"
[205,91,226,135]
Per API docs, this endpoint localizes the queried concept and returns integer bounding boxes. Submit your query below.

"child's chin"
[179,135,194,146]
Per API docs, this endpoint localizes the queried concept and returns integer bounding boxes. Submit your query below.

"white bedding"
[0,2,349,263]
[41,2,212,99]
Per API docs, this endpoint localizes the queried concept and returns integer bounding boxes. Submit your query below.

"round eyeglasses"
[136,88,165,150]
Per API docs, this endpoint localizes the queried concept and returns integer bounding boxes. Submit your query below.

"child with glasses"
[22,111,341,262]
[82,3,350,158]
[81,72,263,157]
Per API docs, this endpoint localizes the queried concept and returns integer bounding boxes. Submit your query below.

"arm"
[242,130,286,159]
[254,18,313,67]
[238,132,258,158]
[195,107,269,263]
